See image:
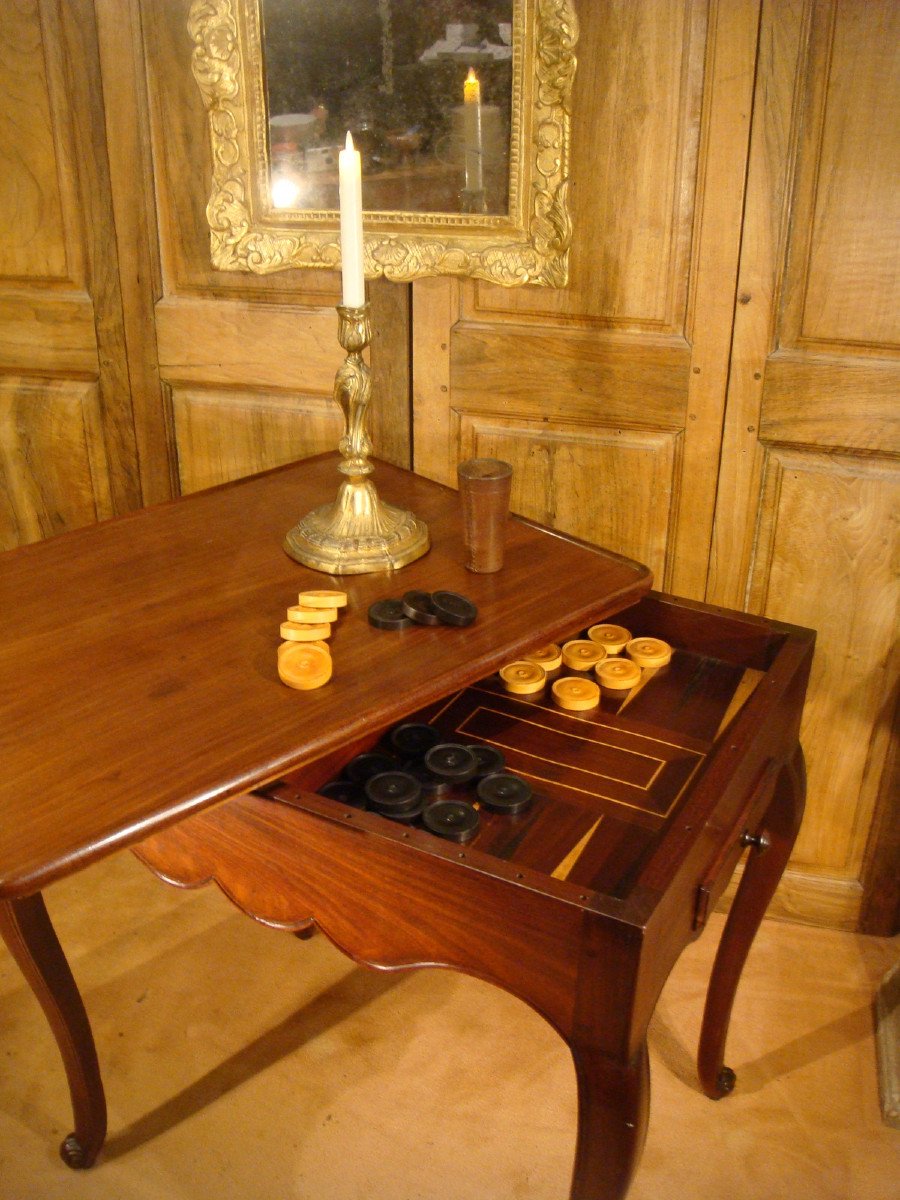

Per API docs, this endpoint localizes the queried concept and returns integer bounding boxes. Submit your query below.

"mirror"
[262,1,514,218]
[188,0,578,286]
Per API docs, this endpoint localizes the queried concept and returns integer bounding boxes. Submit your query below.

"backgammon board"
[266,590,800,926]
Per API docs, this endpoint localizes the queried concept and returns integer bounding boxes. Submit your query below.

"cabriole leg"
[698,745,807,1098]
[568,1039,650,1200]
[0,892,107,1167]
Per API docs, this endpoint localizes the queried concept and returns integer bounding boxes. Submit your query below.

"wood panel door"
[412,0,898,930]
[708,0,899,930]
[0,0,154,549]
[413,0,761,597]
[141,0,411,497]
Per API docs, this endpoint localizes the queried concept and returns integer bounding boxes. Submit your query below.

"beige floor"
[0,852,897,1200]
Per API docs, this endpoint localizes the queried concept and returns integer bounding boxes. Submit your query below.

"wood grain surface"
[0,455,649,900]
[707,0,900,929]
[263,590,814,919]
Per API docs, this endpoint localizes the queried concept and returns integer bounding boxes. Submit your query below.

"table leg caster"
[1,893,107,1169]
[60,1133,96,1169]
[711,1066,736,1099]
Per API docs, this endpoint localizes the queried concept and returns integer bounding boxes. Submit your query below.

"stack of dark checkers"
[368,590,478,630]
[317,718,533,844]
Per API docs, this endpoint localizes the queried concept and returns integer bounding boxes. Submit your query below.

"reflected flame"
[271,176,301,209]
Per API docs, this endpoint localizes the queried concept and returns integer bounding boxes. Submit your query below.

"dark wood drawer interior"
[259,593,810,907]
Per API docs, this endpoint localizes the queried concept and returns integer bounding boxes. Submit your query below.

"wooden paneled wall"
[0,0,147,548]
[412,0,898,931]
[142,0,411,496]
[0,0,895,931]
[708,0,899,927]
[414,0,758,597]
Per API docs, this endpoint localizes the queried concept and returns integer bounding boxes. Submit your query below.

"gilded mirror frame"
[187,0,578,286]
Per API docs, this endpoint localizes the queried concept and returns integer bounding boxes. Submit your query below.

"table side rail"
[618,591,814,672]
[622,627,814,919]
[134,791,594,1041]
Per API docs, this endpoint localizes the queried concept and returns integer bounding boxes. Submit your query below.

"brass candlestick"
[284,302,429,575]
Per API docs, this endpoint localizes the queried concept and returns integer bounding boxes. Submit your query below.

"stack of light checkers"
[277,589,348,690]
[499,623,673,712]
[368,589,477,630]
[317,719,533,844]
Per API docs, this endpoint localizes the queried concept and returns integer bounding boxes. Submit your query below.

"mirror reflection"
[261,1,514,216]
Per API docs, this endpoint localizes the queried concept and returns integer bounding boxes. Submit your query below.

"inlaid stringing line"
[457,707,668,792]
[426,690,466,725]
[450,735,707,820]
[486,763,693,818]
[467,684,709,754]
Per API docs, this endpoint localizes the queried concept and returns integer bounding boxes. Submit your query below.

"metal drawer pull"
[740,830,771,852]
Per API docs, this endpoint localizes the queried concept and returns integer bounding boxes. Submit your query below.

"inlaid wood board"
[311,642,764,901]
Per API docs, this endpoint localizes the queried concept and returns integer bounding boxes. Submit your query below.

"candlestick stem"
[284,303,430,575]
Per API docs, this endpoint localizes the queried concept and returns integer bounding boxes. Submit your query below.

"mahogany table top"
[0,455,650,900]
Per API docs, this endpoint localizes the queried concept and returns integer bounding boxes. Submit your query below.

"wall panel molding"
[0,375,111,549]
[0,290,98,376]
[748,445,899,878]
[469,0,707,333]
[0,0,75,283]
[456,412,681,582]
[718,866,863,932]
[156,297,341,391]
[780,0,900,353]
[760,351,900,451]
[450,325,690,430]
[171,384,342,494]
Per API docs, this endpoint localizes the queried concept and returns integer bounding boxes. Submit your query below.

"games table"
[0,455,814,1199]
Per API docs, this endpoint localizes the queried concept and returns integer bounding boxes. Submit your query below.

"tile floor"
[1,852,897,1200]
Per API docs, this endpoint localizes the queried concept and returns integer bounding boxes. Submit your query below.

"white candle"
[463,68,483,192]
[338,131,365,307]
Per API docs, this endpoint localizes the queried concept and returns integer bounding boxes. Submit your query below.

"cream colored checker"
[626,637,672,668]
[298,589,348,609]
[499,660,547,695]
[586,623,631,654]
[277,641,332,691]
[523,643,563,672]
[552,677,600,711]
[280,620,331,642]
[287,605,339,624]
[279,638,329,658]
[562,640,607,671]
[596,657,641,690]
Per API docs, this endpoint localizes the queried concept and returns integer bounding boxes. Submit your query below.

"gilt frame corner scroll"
[187,0,578,287]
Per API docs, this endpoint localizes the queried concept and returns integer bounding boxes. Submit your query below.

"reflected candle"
[338,132,365,307]
[463,68,483,191]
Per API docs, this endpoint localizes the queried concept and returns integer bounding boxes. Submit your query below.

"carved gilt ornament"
[187,0,578,286]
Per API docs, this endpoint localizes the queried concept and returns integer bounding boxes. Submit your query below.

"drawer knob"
[740,830,771,852]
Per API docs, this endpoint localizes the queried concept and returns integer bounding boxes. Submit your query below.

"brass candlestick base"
[284,302,429,575]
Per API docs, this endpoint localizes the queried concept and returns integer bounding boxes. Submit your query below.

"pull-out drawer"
[259,591,814,925]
